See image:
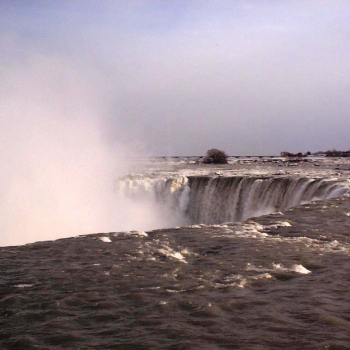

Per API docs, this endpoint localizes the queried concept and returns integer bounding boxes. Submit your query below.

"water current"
[1,160,350,349]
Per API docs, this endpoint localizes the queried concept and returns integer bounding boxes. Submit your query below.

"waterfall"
[118,175,349,226]
[186,176,348,224]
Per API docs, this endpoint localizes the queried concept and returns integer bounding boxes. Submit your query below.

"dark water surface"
[1,196,350,349]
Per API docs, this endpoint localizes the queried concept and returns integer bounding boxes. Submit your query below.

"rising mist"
[0,44,171,246]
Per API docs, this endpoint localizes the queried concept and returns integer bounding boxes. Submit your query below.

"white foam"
[99,236,112,243]
[327,177,339,182]
[212,224,230,228]
[242,222,264,232]
[271,263,311,274]
[213,271,274,290]
[252,273,274,282]
[273,263,286,271]
[14,284,33,288]
[292,264,311,274]
[124,231,148,237]
[180,248,194,257]
[157,246,187,263]
[279,221,292,227]
[327,240,339,248]
[237,278,247,288]
[324,240,348,252]
[265,221,292,230]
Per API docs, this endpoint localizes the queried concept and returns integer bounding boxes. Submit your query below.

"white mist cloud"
[0,38,170,246]
[0,50,107,244]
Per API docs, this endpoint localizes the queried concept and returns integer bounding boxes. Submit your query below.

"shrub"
[203,148,228,164]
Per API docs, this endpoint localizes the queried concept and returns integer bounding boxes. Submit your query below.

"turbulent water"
[1,162,350,349]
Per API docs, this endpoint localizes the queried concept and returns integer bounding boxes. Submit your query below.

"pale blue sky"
[1,0,350,156]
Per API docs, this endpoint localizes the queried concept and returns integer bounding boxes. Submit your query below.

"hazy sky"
[1,0,350,156]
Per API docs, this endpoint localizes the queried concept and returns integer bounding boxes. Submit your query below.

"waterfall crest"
[186,176,348,224]
[118,175,349,226]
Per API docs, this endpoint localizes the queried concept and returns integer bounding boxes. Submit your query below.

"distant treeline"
[281,151,312,157]
[281,150,350,157]
[323,149,350,157]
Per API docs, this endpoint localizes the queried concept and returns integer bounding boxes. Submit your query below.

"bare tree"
[203,149,228,164]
